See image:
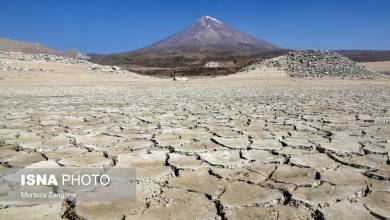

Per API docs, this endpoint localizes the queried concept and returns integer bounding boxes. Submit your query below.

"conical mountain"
[90,16,278,68]
[137,15,277,55]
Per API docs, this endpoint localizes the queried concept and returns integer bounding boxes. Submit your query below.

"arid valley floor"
[0,56,390,220]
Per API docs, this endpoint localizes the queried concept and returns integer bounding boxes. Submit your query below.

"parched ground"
[0,59,390,220]
[362,61,390,75]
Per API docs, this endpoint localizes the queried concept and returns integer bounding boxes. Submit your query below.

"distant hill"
[0,38,86,59]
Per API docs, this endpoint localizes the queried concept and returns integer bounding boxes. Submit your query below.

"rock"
[173,76,189,81]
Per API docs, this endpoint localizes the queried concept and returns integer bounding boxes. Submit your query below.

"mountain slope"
[0,38,85,59]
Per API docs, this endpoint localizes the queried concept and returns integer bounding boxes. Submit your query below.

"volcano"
[90,16,278,68]
[136,15,277,56]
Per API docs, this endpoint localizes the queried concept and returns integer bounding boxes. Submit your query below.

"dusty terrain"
[362,61,390,75]
[0,56,390,220]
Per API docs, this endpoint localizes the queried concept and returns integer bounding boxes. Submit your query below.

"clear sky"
[1,0,389,53]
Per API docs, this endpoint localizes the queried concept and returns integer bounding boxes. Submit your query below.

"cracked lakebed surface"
[0,75,390,219]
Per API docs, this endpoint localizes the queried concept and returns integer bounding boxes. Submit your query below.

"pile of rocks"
[0,51,89,64]
[87,63,126,74]
[245,50,378,78]
[0,51,130,74]
[204,61,222,68]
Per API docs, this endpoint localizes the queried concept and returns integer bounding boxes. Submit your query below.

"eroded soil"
[0,63,389,219]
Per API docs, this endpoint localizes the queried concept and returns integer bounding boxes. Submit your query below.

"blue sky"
[0,0,389,53]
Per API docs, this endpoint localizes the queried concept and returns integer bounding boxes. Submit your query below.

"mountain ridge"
[0,38,86,59]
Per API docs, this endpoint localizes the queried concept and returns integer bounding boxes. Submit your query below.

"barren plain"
[0,56,390,220]
[362,61,390,75]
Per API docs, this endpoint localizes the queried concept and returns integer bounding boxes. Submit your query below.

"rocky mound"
[245,50,378,78]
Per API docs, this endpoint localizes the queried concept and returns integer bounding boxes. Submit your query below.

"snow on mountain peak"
[203,16,222,23]
[199,15,223,27]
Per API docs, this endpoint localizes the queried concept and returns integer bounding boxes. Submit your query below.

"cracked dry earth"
[0,67,390,219]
